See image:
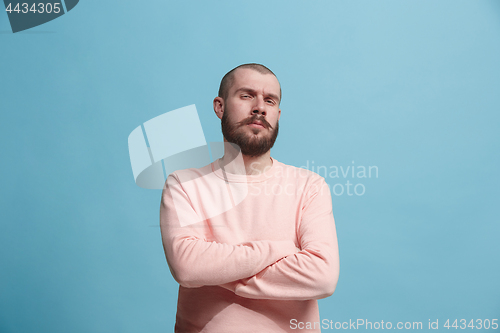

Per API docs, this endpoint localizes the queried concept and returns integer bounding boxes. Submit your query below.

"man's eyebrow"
[235,87,280,102]
[235,87,257,95]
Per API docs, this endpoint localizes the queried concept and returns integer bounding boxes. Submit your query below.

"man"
[160,63,339,332]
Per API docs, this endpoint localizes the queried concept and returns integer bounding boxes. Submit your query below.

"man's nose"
[252,98,266,116]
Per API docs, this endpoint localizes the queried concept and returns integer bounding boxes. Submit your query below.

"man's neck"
[219,144,273,176]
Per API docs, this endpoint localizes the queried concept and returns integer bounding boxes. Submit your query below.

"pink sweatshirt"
[160,157,339,332]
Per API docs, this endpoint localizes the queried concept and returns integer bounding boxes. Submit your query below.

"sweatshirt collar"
[211,156,279,183]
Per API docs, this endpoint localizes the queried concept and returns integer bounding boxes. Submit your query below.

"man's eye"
[266,99,275,105]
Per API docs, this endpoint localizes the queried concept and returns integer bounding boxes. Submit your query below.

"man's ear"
[214,97,224,120]
[278,108,281,121]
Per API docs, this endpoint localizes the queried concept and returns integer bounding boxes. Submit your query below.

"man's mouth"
[248,122,265,128]
[247,120,266,128]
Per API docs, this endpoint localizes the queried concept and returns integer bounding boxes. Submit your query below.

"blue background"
[1,0,499,332]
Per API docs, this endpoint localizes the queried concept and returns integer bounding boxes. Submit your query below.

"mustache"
[237,115,273,129]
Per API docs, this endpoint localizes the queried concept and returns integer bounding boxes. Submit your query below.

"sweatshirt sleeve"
[225,177,340,300]
[160,173,297,288]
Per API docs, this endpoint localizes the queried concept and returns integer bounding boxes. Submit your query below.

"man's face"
[218,68,281,157]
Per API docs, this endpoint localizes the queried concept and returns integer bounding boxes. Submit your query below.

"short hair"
[218,63,282,103]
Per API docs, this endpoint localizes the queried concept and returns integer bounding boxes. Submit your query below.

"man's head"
[214,63,281,157]
[218,64,282,102]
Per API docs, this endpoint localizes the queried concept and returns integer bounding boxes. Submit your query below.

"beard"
[221,111,279,157]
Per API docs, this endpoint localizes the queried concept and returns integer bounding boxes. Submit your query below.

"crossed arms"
[159,173,339,301]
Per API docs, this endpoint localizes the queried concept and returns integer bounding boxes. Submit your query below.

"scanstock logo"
[128,105,249,226]
[3,0,79,33]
